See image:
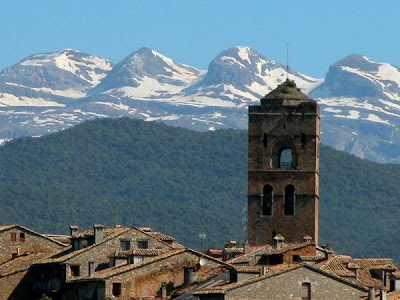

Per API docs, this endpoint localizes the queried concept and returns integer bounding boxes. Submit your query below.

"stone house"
[29,225,183,299]
[193,263,368,300]
[0,224,68,263]
[227,235,321,267]
[64,249,231,300]
[0,224,69,300]
[317,255,399,292]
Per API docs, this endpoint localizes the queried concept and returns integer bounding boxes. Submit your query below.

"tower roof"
[261,79,311,102]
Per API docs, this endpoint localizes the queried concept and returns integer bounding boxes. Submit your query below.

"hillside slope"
[0,118,399,260]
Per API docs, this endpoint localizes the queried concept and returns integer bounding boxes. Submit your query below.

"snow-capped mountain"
[0,49,113,105]
[310,55,400,162]
[92,47,203,95]
[0,47,399,163]
[184,46,320,107]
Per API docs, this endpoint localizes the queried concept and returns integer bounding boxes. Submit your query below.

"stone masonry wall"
[65,228,172,281]
[104,251,223,299]
[0,227,65,263]
[226,267,365,300]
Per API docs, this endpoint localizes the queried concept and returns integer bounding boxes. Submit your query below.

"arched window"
[301,282,311,300]
[263,133,268,147]
[279,148,293,169]
[284,185,296,216]
[262,185,273,216]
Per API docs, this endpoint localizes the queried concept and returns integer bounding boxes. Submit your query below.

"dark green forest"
[0,117,399,261]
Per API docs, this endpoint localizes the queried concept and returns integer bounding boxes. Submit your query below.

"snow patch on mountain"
[5,82,86,98]
[0,93,65,107]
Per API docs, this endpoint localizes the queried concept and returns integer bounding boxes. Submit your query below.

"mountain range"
[0,46,399,163]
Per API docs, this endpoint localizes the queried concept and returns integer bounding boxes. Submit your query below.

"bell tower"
[248,79,320,246]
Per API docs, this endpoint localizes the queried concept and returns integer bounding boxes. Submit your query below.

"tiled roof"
[299,254,326,262]
[37,227,131,264]
[387,290,400,300]
[0,224,16,232]
[233,266,260,273]
[111,249,167,257]
[44,234,71,245]
[194,263,367,295]
[0,252,51,277]
[72,226,129,239]
[82,249,187,279]
[208,249,223,256]
[73,248,233,281]
[318,255,399,288]
[227,241,313,264]
[146,232,175,242]
[223,248,244,254]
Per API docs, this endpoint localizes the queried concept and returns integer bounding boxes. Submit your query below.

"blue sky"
[0,0,399,77]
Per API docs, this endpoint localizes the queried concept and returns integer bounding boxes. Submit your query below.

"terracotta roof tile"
[0,252,52,277]
[223,248,244,254]
[111,249,167,257]
[233,266,260,273]
[318,255,399,288]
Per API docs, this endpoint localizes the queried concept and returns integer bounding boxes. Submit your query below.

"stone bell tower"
[248,79,320,246]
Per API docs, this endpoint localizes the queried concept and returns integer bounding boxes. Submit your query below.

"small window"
[293,255,301,262]
[70,265,80,277]
[19,232,25,242]
[262,185,274,216]
[301,282,311,300]
[301,133,306,148]
[10,232,16,242]
[263,133,268,147]
[138,240,148,249]
[80,239,88,248]
[120,240,131,251]
[112,282,122,297]
[88,261,94,276]
[284,185,296,216]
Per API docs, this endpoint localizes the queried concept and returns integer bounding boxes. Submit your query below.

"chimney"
[161,282,167,300]
[229,239,237,248]
[70,225,79,236]
[368,287,375,300]
[244,239,250,254]
[93,224,104,244]
[273,234,285,249]
[380,289,387,300]
[303,235,313,243]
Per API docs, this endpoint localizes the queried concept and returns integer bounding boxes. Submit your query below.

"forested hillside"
[0,118,399,261]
